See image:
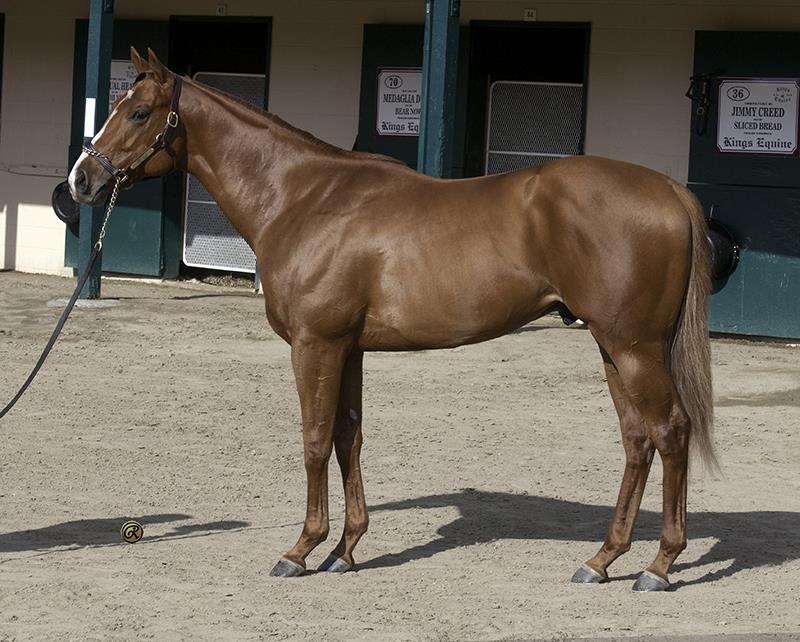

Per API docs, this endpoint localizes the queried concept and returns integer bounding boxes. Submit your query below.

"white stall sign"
[377,68,421,137]
[718,79,799,155]
[109,60,139,111]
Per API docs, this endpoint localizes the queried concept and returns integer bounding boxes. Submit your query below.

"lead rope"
[0,176,122,419]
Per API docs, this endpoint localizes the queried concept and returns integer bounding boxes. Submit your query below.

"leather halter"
[82,73,183,184]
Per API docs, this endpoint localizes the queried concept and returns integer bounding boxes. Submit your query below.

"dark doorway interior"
[464,21,590,177]
[169,16,271,87]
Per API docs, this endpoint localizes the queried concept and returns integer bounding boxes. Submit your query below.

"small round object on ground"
[121,520,144,543]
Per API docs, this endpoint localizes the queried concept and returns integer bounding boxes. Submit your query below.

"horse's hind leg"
[318,350,369,573]
[572,346,655,584]
[269,334,351,577]
[604,345,690,591]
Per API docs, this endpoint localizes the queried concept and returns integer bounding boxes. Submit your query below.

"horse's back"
[278,155,696,350]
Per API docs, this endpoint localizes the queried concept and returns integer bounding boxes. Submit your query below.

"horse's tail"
[669,184,717,473]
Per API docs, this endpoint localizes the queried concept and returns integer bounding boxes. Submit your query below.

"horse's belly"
[358,269,557,351]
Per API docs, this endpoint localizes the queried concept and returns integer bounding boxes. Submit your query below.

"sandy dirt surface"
[0,271,798,641]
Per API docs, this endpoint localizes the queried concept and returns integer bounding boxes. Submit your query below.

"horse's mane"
[188,76,404,165]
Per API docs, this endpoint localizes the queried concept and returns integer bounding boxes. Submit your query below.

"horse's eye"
[130,109,150,123]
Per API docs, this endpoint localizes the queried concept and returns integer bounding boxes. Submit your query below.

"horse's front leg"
[270,334,351,577]
[318,350,368,573]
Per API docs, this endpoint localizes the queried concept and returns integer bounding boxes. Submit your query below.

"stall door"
[356,24,469,176]
[67,20,173,277]
[689,31,800,338]
[484,80,584,174]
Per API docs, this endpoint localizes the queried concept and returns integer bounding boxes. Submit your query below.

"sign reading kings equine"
[717,79,799,155]
[377,68,421,136]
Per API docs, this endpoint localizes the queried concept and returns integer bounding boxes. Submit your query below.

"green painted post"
[78,0,114,298]
[417,0,460,177]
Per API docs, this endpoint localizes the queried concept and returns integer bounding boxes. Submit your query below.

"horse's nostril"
[75,168,89,194]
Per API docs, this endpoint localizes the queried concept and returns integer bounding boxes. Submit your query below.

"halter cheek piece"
[82,73,183,184]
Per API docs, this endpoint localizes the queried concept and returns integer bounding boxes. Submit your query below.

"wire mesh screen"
[183,72,266,273]
[485,81,584,175]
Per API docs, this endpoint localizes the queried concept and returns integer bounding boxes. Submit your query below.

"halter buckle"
[167,111,179,128]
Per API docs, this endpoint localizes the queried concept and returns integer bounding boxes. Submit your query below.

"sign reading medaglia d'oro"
[377,68,421,137]
[718,79,800,155]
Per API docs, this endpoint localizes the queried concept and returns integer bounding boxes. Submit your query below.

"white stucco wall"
[0,2,80,274]
[3,0,800,275]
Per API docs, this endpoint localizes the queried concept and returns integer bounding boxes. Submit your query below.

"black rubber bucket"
[706,218,740,280]
[51,180,80,225]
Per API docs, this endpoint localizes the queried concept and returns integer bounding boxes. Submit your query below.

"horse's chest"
[259,286,292,342]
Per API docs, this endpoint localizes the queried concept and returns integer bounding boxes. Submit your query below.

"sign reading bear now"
[377,68,421,137]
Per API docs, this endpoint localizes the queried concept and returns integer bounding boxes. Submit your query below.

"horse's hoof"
[317,554,352,573]
[570,564,608,584]
[269,558,305,577]
[632,570,670,592]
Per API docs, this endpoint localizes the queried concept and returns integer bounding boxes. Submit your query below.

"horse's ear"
[131,47,149,74]
[146,47,169,83]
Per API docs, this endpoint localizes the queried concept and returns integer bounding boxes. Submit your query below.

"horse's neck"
[180,81,332,249]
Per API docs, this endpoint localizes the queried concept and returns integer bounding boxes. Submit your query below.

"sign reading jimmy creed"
[717,79,799,155]
[377,68,421,136]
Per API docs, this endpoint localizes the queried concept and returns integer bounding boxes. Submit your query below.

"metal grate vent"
[183,72,266,273]
[485,81,584,175]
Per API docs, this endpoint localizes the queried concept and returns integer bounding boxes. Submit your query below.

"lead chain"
[94,175,122,250]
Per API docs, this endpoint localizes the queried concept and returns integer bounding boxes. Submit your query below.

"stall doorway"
[169,17,271,278]
[464,21,590,177]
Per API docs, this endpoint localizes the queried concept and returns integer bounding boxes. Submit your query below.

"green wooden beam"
[78,0,114,298]
[417,0,460,177]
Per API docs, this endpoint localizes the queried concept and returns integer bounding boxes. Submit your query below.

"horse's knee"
[304,445,333,471]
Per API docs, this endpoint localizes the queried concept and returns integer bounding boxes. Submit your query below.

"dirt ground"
[0,271,798,641]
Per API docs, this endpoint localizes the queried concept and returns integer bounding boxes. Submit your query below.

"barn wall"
[0,2,81,274]
[2,0,800,274]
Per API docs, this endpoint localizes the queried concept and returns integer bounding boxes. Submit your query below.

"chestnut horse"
[69,49,715,591]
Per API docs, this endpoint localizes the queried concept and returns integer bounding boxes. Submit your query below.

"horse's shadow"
[364,490,799,587]
[0,513,249,554]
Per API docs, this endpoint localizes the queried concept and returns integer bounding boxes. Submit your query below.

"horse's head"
[68,47,184,206]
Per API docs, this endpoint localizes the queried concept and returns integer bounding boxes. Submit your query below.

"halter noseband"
[82,73,183,185]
